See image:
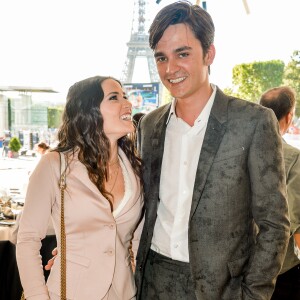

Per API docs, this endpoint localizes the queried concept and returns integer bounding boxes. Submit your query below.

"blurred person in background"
[132,113,145,149]
[260,86,300,300]
[132,113,145,129]
[36,142,50,155]
[16,76,143,300]
[1,138,9,157]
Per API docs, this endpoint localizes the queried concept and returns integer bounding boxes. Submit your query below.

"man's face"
[154,23,215,101]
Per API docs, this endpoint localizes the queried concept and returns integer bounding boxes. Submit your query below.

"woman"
[16,76,144,300]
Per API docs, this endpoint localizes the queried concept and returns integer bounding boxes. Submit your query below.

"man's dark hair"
[259,86,296,121]
[149,0,215,57]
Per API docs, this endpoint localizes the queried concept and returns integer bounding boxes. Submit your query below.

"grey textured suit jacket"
[135,87,290,300]
[280,140,300,274]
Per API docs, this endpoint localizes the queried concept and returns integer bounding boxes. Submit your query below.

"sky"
[0,0,299,103]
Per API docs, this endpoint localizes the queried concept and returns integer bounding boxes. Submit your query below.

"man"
[260,86,300,300]
[135,1,290,299]
[2,138,9,157]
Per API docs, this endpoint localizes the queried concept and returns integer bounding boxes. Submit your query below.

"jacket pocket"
[227,255,249,278]
[47,254,90,299]
[214,147,245,163]
[221,255,249,300]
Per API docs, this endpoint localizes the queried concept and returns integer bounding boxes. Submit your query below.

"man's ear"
[286,111,293,126]
[205,44,216,66]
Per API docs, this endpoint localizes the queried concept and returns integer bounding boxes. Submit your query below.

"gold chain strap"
[20,152,67,300]
[59,152,67,300]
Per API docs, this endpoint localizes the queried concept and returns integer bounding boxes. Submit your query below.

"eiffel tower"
[120,0,159,84]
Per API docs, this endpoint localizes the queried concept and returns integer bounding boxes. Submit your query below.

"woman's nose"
[124,99,132,109]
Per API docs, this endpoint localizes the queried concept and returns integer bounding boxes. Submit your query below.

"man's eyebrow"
[154,46,192,58]
[154,52,164,58]
[175,46,192,53]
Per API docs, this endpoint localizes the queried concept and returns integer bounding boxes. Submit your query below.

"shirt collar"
[166,98,177,124]
[166,84,217,125]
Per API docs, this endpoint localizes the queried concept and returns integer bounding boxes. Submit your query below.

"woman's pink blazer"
[16,149,143,300]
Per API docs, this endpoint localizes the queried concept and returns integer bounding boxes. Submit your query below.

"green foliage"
[8,137,22,152]
[48,106,64,128]
[223,87,239,98]
[232,60,285,102]
[226,51,300,115]
[283,50,300,115]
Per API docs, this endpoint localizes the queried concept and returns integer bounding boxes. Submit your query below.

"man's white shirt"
[151,84,217,262]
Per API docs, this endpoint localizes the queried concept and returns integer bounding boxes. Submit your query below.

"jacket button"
[106,249,114,256]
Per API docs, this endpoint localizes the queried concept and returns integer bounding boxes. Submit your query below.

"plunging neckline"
[112,156,131,218]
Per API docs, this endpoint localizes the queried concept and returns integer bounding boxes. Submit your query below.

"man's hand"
[294,233,300,248]
[44,248,58,271]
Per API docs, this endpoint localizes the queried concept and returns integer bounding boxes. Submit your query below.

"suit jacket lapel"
[147,105,171,220]
[70,156,105,199]
[190,88,228,219]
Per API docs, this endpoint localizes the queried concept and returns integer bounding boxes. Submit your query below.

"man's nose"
[166,59,179,74]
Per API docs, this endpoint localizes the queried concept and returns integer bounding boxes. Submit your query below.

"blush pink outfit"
[16,149,143,300]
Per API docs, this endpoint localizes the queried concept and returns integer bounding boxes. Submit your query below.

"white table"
[0,215,54,243]
[0,225,14,241]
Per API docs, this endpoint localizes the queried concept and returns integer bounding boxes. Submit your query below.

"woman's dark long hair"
[54,76,142,204]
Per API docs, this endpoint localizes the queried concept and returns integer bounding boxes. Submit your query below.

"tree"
[8,136,22,158]
[48,106,64,129]
[231,60,285,102]
[283,50,300,115]
[9,137,21,152]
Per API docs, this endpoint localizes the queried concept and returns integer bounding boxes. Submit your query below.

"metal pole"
[242,0,250,14]
[8,99,11,132]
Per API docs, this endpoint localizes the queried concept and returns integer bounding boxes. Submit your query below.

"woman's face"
[100,79,134,141]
